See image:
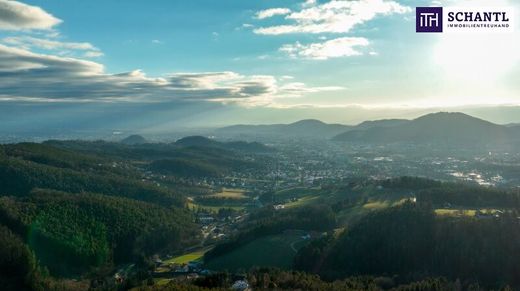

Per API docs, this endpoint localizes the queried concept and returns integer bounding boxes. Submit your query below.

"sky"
[0,0,519,133]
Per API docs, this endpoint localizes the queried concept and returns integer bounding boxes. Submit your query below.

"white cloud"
[3,36,97,50]
[0,1,345,107]
[279,82,344,94]
[254,0,411,35]
[280,37,369,60]
[0,44,338,105]
[255,8,291,19]
[2,36,103,58]
[0,0,61,30]
[302,0,317,8]
[83,51,104,58]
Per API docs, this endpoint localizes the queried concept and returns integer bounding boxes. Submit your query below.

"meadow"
[204,233,308,272]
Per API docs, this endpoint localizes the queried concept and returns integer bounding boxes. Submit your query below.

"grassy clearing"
[285,195,320,208]
[434,208,501,217]
[163,247,212,265]
[205,233,308,272]
[275,187,322,200]
[187,201,245,213]
[435,209,476,216]
[207,188,248,199]
[337,199,400,226]
[154,278,173,286]
[362,200,390,210]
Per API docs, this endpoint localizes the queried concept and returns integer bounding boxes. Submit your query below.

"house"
[153,257,163,268]
[475,210,494,219]
[273,204,285,210]
[198,215,215,224]
[114,273,124,284]
[173,264,189,273]
[231,280,250,291]
[188,261,203,272]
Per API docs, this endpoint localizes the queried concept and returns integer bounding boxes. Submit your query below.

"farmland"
[204,233,309,272]
[207,188,248,199]
[163,247,212,265]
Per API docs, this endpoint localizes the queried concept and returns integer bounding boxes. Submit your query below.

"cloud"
[302,0,317,8]
[83,51,104,58]
[0,44,340,105]
[0,0,61,30]
[280,37,369,60]
[3,36,96,50]
[254,0,411,35]
[278,82,345,96]
[2,36,103,57]
[255,8,291,19]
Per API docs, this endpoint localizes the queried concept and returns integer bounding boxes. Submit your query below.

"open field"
[284,195,320,208]
[435,209,476,216]
[205,233,308,272]
[187,201,245,213]
[153,278,173,286]
[362,200,389,210]
[337,198,413,225]
[207,188,248,199]
[434,208,502,217]
[163,247,212,265]
[275,186,323,200]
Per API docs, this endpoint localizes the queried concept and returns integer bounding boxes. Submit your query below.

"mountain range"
[217,112,520,146]
[175,136,273,153]
[216,119,351,139]
[332,112,518,146]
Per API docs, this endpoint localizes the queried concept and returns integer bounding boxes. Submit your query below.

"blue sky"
[0,0,519,131]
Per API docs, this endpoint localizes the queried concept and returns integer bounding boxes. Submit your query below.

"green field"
[153,278,173,286]
[163,247,211,265]
[434,208,501,217]
[205,233,308,272]
[275,187,323,200]
[336,198,413,225]
[187,201,245,213]
[362,200,389,210]
[284,195,320,208]
[207,188,248,199]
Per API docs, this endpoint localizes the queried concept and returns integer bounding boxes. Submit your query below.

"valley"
[2,112,520,290]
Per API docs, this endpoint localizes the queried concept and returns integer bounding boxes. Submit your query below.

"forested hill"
[0,140,261,288]
[216,119,352,139]
[43,139,268,177]
[0,189,197,275]
[295,201,520,289]
[0,139,272,283]
[333,112,519,147]
[0,142,184,206]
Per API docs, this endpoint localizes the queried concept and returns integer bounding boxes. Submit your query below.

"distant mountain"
[333,112,518,146]
[354,119,409,130]
[176,136,273,153]
[120,134,147,145]
[175,136,218,147]
[217,119,352,139]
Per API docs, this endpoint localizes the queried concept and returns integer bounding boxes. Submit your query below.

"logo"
[416,7,443,33]
[415,6,513,34]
